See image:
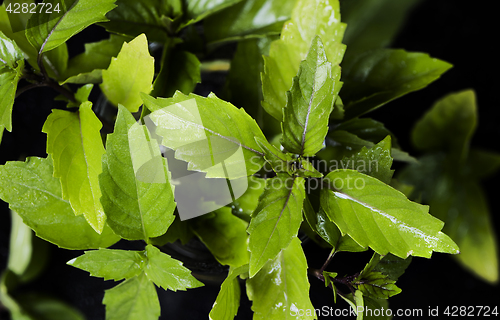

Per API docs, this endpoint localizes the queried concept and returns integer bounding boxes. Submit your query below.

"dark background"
[1,0,499,319]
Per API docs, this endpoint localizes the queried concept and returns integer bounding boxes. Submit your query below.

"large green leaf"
[67,249,144,281]
[181,0,243,28]
[100,34,154,112]
[142,91,267,178]
[25,0,116,54]
[103,273,160,320]
[247,237,315,320]
[204,0,295,43]
[209,265,247,320]
[61,34,127,84]
[412,90,477,161]
[0,157,119,249]
[261,0,346,120]
[282,36,340,156]
[99,105,175,240]
[42,102,106,233]
[190,207,249,267]
[341,49,452,119]
[321,169,459,258]
[248,174,305,277]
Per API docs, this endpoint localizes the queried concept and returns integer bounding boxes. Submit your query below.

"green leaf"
[209,265,247,320]
[248,174,305,277]
[412,90,477,161]
[334,117,399,148]
[230,175,266,222]
[254,136,294,175]
[190,207,249,267]
[282,36,341,156]
[26,0,117,54]
[359,253,412,282]
[64,84,93,108]
[100,34,154,112]
[247,237,315,319]
[0,157,119,249]
[42,102,106,233]
[7,211,32,277]
[320,169,459,258]
[103,273,160,320]
[181,0,243,28]
[204,0,295,43]
[67,249,144,281]
[340,291,390,320]
[0,30,24,67]
[0,63,23,143]
[143,244,204,291]
[354,272,401,299]
[99,105,176,240]
[342,49,452,119]
[149,214,194,246]
[261,0,346,120]
[101,0,182,42]
[340,135,394,184]
[61,35,127,84]
[142,91,267,178]
[341,0,421,54]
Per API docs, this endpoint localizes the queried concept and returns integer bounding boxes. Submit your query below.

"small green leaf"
[282,36,341,156]
[26,0,117,54]
[0,157,119,249]
[342,49,452,119]
[354,272,401,299]
[254,136,294,174]
[100,34,154,112]
[209,265,248,320]
[248,174,305,277]
[340,291,390,320]
[99,105,176,240]
[190,207,249,268]
[247,237,315,320]
[144,244,204,291]
[321,169,459,258]
[67,249,144,281]
[323,270,338,303]
[412,90,477,160]
[64,84,93,108]
[142,91,267,178]
[0,63,23,143]
[262,0,346,120]
[103,273,160,320]
[42,102,106,233]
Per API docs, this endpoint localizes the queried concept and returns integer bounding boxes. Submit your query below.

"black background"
[1,0,499,319]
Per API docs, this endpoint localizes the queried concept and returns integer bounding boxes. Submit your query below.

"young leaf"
[209,265,248,320]
[99,105,176,240]
[340,291,390,320]
[62,35,127,84]
[262,0,346,120]
[354,272,401,299]
[254,136,294,175]
[342,49,452,119]
[190,207,249,268]
[142,92,267,178]
[103,273,160,320]
[26,0,117,54]
[412,90,477,160]
[67,249,144,281]
[0,157,119,249]
[247,237,315,320]
[100,34,154,112]
[282,36,341,156]
[321,169,459,259]
[248,174,305,277]
[143,245,204,291]
[42,102,106,233]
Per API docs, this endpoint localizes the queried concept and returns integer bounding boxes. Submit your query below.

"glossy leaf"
[143,245,204,291]
[100,34,154,112]
[412,90,477,160]
[209,265,247,320]
[103,273,160,320]
[204,0,294,43]
[100,105,175,240]
[42,102,106,233]
[262,0,346,120]
[282,36,341,156]
[360,253,412,282]
[321,169,459,258]
[142,91,267,178]
[190,207,249,267]
[182,0,242,28]
[0,157,119,249]
[247,237,315,319]
[62,35,127,84]
[342,49,452,119]
[248,174,305,277]
[334,117,399,147]
[354,272,401,299]
[26,0,117,54]
[67,249,144,281]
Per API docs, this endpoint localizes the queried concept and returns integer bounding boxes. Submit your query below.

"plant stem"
[320,248,336,273]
